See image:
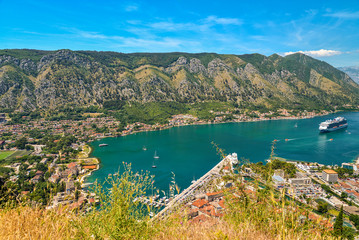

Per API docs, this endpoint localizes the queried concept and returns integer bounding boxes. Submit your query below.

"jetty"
[152,153,238,220]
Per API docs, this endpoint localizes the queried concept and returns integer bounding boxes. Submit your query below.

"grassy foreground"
[0,164,336,240]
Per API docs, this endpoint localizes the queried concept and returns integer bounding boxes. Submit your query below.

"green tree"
[342,226,355,240]
[349,214,359,230]
[333,205,344,237]
[74,189,80,201]
[14,137,27,149]
[317,202,328,214]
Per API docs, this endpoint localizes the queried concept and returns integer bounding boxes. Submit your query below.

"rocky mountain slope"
[0,49,358,111]
[338,66,359,84]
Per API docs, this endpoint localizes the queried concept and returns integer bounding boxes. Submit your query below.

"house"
[35,170,44,176]
[205,191,224,201]
[192,199,208,209]
[66,181,75,194]
[48,174,60,183]
[31,175,42,184]
[83,165,97,170]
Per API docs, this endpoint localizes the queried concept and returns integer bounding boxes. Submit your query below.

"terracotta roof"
[83,165,97,169]
[323,169,337,174]
[223,165,230,170]
[68,162,77,169]
[192,199,208,208]
[218,199,225,209]
[340,182,351,189]
[206,191,223,197]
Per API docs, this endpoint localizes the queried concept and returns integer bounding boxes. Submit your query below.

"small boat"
[191,176,196,184]
[143,146,147,151]
[154,151,159,159]
[99,143,108,147]
[294,123,298,128]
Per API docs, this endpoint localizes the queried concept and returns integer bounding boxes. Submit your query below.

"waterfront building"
[342,163,358,172]
[322,169,338,183]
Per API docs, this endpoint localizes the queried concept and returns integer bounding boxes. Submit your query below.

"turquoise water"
[87,112,359,192]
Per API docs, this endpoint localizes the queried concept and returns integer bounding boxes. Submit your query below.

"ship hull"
[319,124,348,133]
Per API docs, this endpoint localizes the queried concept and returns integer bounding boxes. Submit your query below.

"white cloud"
[205,16,243,26]
[148,22,196,31]
[125,4,139,12]
[284,49,343,57]
[324,11,359,19]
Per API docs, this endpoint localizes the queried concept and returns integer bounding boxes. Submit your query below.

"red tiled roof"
[192,199,208,208]
[206,191,223,197]
[83,165,97,169]
[218,199,225,209]
[340,182,351,189]
[68,162,77,169]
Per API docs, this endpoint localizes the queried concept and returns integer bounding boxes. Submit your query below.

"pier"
[152,153,238,220]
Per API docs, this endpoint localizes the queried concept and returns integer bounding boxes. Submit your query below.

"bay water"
[87,112,359,192]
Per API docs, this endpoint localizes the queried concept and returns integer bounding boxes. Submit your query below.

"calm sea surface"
[87,112,359,192]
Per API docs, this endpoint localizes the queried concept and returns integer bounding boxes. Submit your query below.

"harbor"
[88,111,359,193]
[153,153,238,220]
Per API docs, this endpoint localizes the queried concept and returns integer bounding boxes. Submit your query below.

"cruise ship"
[319,117,348,133]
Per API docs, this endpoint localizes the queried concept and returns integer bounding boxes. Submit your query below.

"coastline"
[78,144,101,187]
[96,110,335,139]
[85,110,359,186]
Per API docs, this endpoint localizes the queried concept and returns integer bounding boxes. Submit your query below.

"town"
[0,108,339,213]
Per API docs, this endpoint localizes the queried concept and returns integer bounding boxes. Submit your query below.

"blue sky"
[1,0,359,67]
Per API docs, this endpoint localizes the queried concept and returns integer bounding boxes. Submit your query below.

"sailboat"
[152,151,159,168]
[294,123,298,128]
[152,160,157,168]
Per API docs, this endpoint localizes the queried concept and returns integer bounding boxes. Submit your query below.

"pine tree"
[333,205,344,237]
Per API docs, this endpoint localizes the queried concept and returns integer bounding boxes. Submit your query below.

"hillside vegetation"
[0,49,358,113]
[0,164,336,240]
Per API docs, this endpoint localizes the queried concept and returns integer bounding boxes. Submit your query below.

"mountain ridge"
[0,49,358,112]
[338,66,359,84]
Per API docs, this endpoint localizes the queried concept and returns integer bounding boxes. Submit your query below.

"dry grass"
[0,165,337,240]
[0,206,79,240]
[154,217,273,240]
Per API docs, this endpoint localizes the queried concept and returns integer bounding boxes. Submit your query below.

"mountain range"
[0,49,358,112]
[338,66,359,84]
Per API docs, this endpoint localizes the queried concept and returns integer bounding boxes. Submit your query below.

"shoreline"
[92,110,335,141]
[85,110,356,185]
[77,144,101,187]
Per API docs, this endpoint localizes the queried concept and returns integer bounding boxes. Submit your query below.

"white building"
[322,169,338,183]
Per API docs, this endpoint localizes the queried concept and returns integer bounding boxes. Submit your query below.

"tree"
[349,214,359,230]
[74,190,80,201]
[341,192,348,200]
[317,202,328,214]
[342,226,355,240]
[333,205,344,237]
[14,137,27,149]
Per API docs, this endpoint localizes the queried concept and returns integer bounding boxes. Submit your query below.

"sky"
[0,0,359,67]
